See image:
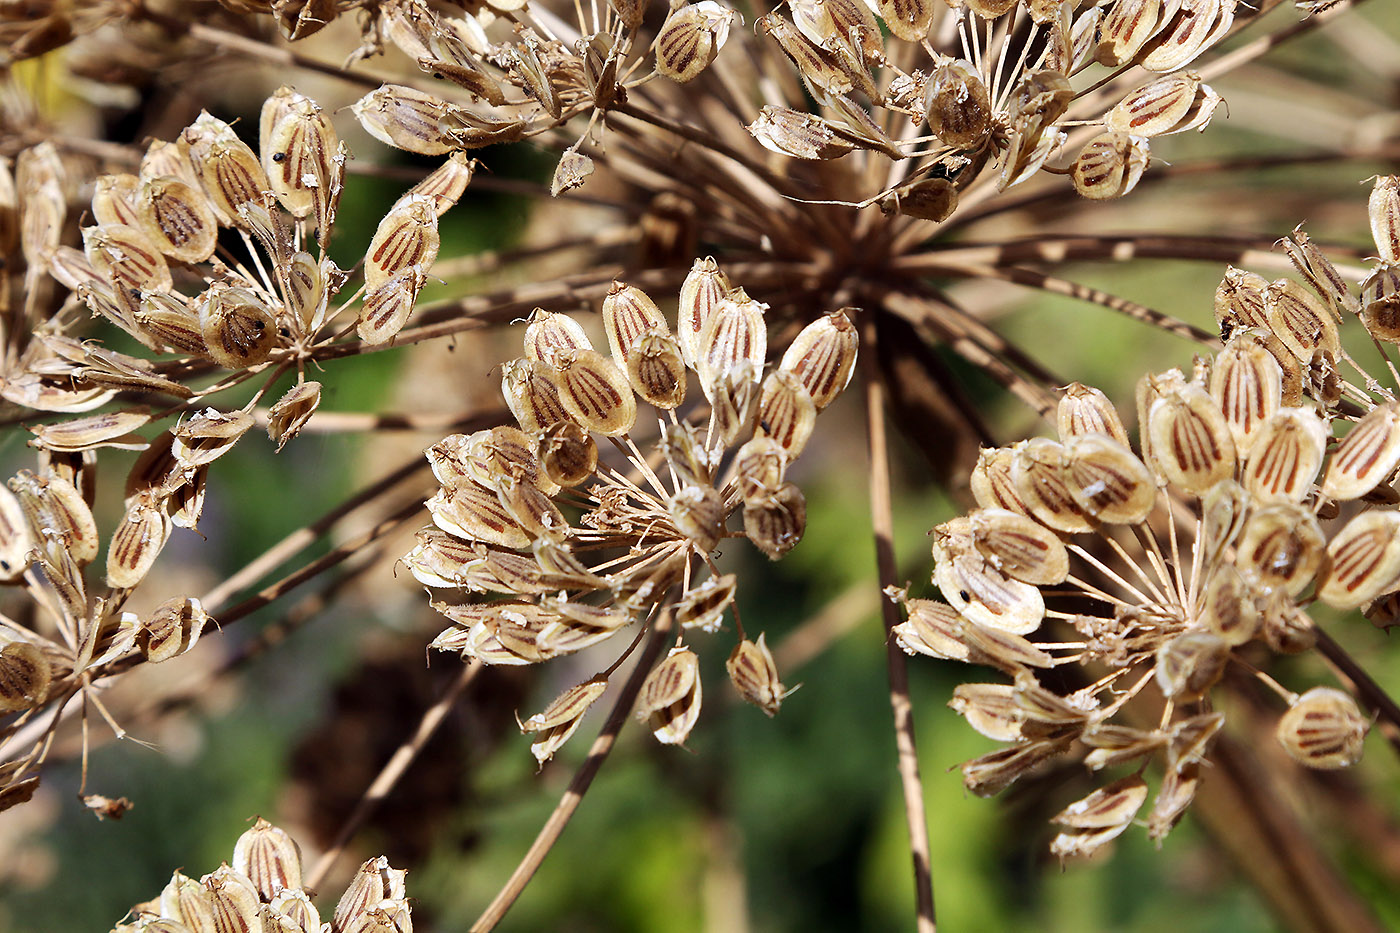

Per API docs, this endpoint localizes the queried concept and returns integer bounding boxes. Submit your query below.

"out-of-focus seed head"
[0,642,50,712]
[1276,687,1369,770]
[266,381,322,451]
[1317,510,1400,609]
[1154,631,1229,702]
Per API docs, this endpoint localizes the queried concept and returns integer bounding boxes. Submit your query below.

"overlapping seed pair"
[410,259,855,756]
[109,818,412,933]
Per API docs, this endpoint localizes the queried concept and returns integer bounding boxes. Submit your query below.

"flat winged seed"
[1211,334,1283,457]
[1082,724,1165,771]
[333,858,407,933]
[677,573,737,632]
[933,537,1045,634]
[502,359,572,435]
[1202,565,1261,645]
[427,481,532,550]
[744,481,807,560]
[1011,438,1095,533]
[1370,176,1400,263]
[1322,402,1400,501]
[727,633,787,717]
[892,598,969,661]
[1266,278,1340,364]
[402,151,476,216]
[636,646,702,746]
[1098,0,1163,65]
[107,492,172,589]
[233,818,302,901]
[0,642,50,712]
[969,508,1068,586]
[734,436,787,499]
[198,285,278,369]
[365,195,439,292]
[203,865,262,933]
[262,91,335,218]
[756,371,817,457]
[758,13,853,101]
[466,426,554,493]
[655,2,733,82]
[139,596,209,663]
[171,409,254,466]
[1140,0,1225,71]
[1106,73,1201,137]
[495,477,567,543]
[28,410,150,453]
[1072,131,1149,200]
[520,677,608,765]
[1053,775,1149,829]
[962,738,1072,797]
[1276,686,1368,770]
[779,310,858,410]
[1215,267,1271,332]
[671,483,725,552]
[749,107,858,161]
[971,446,1032,515]
[626,334,688,409]
[678,257,730,370]
[551,148,593,196]
[540,421,597,487]
[602,281,669,370]
[282,252,325,333]
[84,224,172,294]
[950,684,1025,742]
[701,363,759,444]
[1318,510,1400,609]
[266,381,322,451]
[161,871,216,932]
[187,126,270,227]
[553,348,637,436]
[1155,631,1228,702]
[1062,432,1156,524]
[10,469,99,564]
[353,85,464,156]
[1284,226,1358,318]
[357,266,429,345]
[1361,266,1400,342]
[924,61,991,149]
[524,309,592,364]
[1058,383,1129,446]
[1235,501,1325,596]
[875,0,934,42]
[1147,380,1236,495]
[1240,407,1327,502]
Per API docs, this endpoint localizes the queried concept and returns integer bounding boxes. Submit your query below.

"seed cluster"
[897,178,1400,859]
[406,263,858,758]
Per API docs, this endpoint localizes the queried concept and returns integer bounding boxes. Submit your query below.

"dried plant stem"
[471,609,676,931]
[180,22,384,90]
[305,660,483,892]
[861,314,937,933]
[1312,627,1400,758]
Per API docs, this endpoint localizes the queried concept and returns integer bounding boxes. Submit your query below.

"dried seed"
[925,61,992,149]
[1202,565,1261,646]
[756,371,817,457]
[1057,383,1129,446]
[495,476,568,543]
[1052,775,1149,830]
[357,266,429,345]
[968,507,1068,586]
[402,151,476,215]
[734,436,787,500]
[520,677,609,764]
[10,468,99,565]
[1276,686,1368,770]
[971,446,1032,515]
[161,872,216,932]
[744,481,806,560]
[1106,72,1202,137]
[91,173,142,228]
[749,106,859,161]
[1155,631,1228,701]
[183,113,271,226]
[727,634,788,716]
[1317,510,1400,609]
[1322,402,1400,501]
[1210,333,1283,457]
[1214,266,1270,332]
[678,257,730,370]
[1283,225,1358,318]
[1266,277,1340,364]
[524,308,592,364]
[540,421,597,487]
[602,281,669,370]
[874,0,934,42]
[626,333,688,409]
[1072,131,1149,200]
[281,251,325,333]
[677,573,737,632]
[364,194,440,292]
[353,84,466,156]
[1062,432,1156,524]
[0,642,50,712]
[84,223,172,294]
[332,858,407,933]
[1083,724,1165,771]
[1140,0,1227,72]
[427,480,531,550]
[962,737,1072,797]
[501,359,572,435]
[232,818,302,901]
[933,526,1045,634]
[1235,500,1325,596]
[1370,176,1400,264]
[198,284,278,369]
[1240,407,1327,502]
[0,485,34,581]
[670,483,725,552]
[139,596,209,663]
[1148,763,1200,841]
[759,12,854,101]
[1147,378,1236,495]
[779,310,858,410]
[172,409,254,467]
[950,683,1025,742]
[1011,437,1095,533]
[1166,710,1225,772]
[107,491,172,589]
[655,1,735,83]
[636,646,702,746]
[27,409,150,453]
[551,148,593,196]
[892,598,969,662]
[1097,0,1165,65]
[553,348,637,436]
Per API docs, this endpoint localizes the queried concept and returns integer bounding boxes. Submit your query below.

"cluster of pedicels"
[0,91,468,810]
[893,176,1400,859]
[404,260,859,761]
[110,818,411,933]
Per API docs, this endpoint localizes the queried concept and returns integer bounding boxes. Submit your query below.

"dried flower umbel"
[898,179,1400,859]
[409,266,855,758]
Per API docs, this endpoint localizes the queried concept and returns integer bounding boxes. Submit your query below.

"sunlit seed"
[1277,687,1368,770]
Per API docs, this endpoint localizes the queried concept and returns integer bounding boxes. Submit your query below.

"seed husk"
[1235,500,1325,596]
[232,817,303,901]
[1057,383,1129,446]
[1147,378,1236,495]
[520,677,609,764]
[1061,432,1156,524]
[553,348,638,436]
[1240,407,1327,502]
[1322,401,1400,501]
[727,633,789,716]
[968,507,1068,586]
[1276,686,1368,770]
[744,481,807,560]
[1317,510,1400,609]
[637,646,702,746]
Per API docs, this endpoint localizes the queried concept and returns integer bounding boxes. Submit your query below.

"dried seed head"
[1154,631,1229,701]
[1240,407,1327,502]
[678,257,731,370]
[968,507,1068,586]
[266,381,322,451]
[744,480,806,560]
[1235,500,1325,596]
[727,633,788,716]
[1322,402,1400,501]
[1317,510,1400,609]
[1062,432,1157,524]
[519,677,608,764]
[553,348,638,436]
[1277,687,1368,770]
[1146,377,1236,495]
[232,818,302,901]
[636,646,702,746]
[602,281,670,370]
[925,61,992,149]
[626,333,688,409]
[198,284,278,370]
[139,596,209,663]
[677,573,737,632]
[107,491,172,589]
[0,642,50,712]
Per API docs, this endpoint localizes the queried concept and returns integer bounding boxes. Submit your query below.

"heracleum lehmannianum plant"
[0,0,1397,927]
